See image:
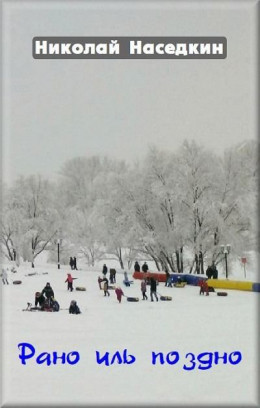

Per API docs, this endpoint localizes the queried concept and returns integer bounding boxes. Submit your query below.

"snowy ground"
[1,260,259,406]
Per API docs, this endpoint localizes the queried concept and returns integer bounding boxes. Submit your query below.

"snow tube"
[173,282,186,288]
[217,292,228,296]
[160,296,172,301]
[13,280,22,285]
[76,287,86,291]
[127,297,139,302]
[208,286,215,292]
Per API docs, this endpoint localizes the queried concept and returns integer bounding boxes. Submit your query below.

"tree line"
[1,139,258,273]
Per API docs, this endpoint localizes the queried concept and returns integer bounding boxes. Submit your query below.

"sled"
[217,292,228,296]
[126,297,139,302]
[173,282,186,288]
[22,306,42,312]
[13,280,22,285]
[160,295,172,301]
[76,286,86,291]
[108,285,116,290]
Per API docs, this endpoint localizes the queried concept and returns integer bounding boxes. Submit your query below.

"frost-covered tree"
[208,140,258,265]
[3,175,59,267]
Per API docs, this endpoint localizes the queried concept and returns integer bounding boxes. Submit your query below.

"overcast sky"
[2,0,258,185]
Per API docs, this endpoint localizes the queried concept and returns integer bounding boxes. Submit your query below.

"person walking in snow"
[103,277,110,297]
[141,279,148,300]
[115,287,124,303]
[134,261,140,272]
[1,268,9,284]
[65,273,75,292]
[150,277,158,302]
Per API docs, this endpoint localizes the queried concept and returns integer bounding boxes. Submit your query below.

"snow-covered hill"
[1,260,259,406]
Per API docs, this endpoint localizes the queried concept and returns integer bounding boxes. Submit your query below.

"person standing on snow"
[69,257,74,270]
[150,277,158,302]
[73,257,78,270]
[142,262,149,273]
[115,287,124,303]
[103,277,110,297]
[141,279,148,300]
[102,264,108,276]
[65,273,75,292]
[199,279,209,296]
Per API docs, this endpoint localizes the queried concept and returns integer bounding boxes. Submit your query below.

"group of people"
[98,275,125,302]
[206,262,218,279]
[140,277,158,301]
[98,276,109,295]
[134,261,149,273]
[35,282,60,312]
[69,257,78,270]
[34,281,81,314]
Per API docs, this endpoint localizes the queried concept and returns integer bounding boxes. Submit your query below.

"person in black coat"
[69,300,81,314]
[73,257,78,270]
[206,265,213,279]
[69,257,74,270]
[102,264,108,276]
[142,262,149,273]
[35,292,45,308]
[150,277,158,302]
[211,262,218,279]
[134,261,140,272]
[41,282,54,300]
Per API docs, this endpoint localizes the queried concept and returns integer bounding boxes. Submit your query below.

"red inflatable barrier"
[133,271,166,282]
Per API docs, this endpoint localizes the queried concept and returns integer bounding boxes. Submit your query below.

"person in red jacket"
[65,273,74,292]
[115,287,124,303]
[199,279,209,296]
